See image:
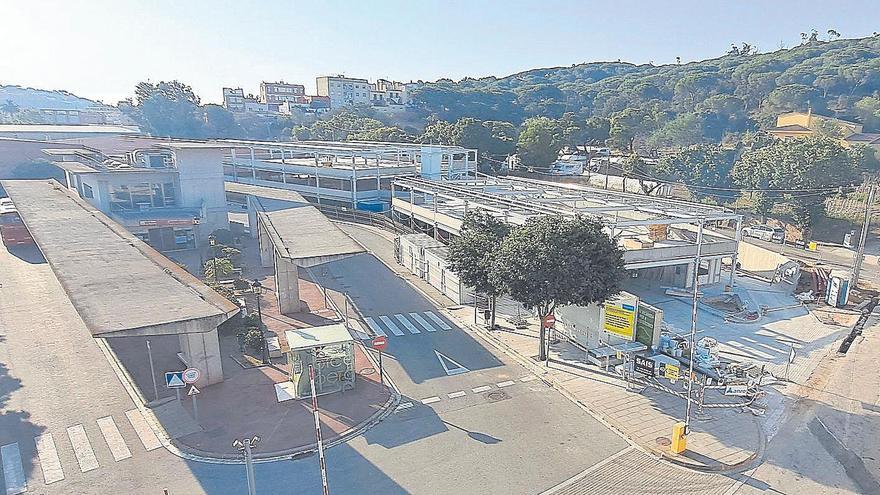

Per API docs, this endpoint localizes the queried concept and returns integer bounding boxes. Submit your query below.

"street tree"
[491,215,627,361]
[516,117,562,170]
[446,210,511,330]
[204,256,234,281]
[656,144,737,199]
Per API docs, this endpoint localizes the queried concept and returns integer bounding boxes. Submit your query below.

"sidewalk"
[447,306,768,473]
[108,238,396,461]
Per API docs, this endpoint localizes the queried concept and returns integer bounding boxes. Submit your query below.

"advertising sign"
[635,304,657,347]
[659,362,680,381]
[603,303,637,340]
[633,355,655,377]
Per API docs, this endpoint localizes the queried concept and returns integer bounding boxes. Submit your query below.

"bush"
[239,327,264,351]
[210,228,235,246]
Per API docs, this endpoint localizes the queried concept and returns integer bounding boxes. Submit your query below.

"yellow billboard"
[603,302,636,340]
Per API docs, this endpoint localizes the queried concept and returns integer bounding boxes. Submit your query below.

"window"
[110,185,132,212]
[82,183,94,199]
[130,183,152,209]
[162,182,177,206]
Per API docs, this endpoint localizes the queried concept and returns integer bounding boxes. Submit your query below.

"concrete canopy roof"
[225,181,309,205]
[257,206,365,267]
[285,324,354,350]
[1,180,239,338]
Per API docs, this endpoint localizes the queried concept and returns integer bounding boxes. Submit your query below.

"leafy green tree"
[646,113,704,148]
[657,144,737,199]
[204,257,234,281]
[516,117,562,169]
[446,211,511,329]
[491,216,627,361]
[853,96,880,131]
[733,136,868,236]
[126,81,205,138]
[202,104,242,138]
[609,108,654,152]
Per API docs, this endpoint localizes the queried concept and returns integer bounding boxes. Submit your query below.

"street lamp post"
[232,436,260,495]
[208,234,218,284]
[684,218,705,435]
[252,280,268,364]
[146,339,159,402]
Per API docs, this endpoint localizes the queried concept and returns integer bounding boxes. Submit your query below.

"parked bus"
[0,199,34,247]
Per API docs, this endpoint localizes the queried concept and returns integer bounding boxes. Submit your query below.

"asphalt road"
[1,235,628,495]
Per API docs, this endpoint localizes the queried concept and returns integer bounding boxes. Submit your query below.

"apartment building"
[316,75,371,109]
[260,81,306,111]
[222,88,246,112]
[370,79,409,106]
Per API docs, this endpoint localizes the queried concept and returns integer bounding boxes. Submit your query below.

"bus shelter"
[285,324,356,399]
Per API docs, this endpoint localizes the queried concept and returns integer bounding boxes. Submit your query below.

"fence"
[315,204,417,236]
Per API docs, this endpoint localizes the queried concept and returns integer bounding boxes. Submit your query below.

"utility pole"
[852,183,875,287]
[232,436,260,495]
[309,365,331,495]
[685,218,705,435]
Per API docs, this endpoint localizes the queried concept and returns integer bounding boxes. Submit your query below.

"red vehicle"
[0,199,34,247]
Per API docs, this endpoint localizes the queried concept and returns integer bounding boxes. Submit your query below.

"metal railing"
[315,204,417,236]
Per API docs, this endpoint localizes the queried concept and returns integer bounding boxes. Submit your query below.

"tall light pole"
[852,183,875,287]
[252,280,268,364]
[208,234,218,284]
[685,218,705,435]
[146,339,159,402]
[233,436,260,495]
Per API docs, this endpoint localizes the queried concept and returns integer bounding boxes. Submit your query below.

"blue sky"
[1,0,877,105]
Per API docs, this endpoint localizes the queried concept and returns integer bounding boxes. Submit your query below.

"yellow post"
[670,422,687,454]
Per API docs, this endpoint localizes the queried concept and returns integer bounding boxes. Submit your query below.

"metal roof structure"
[393,175,741,228]
[1,179,239,338]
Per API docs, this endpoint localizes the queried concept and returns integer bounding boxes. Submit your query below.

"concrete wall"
[178,329,223,387]
[175,148,229,239]
[737,241,790,272]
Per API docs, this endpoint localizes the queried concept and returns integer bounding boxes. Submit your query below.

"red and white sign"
[371,336,388,351]
[543,314,556,328]
[182,367,201,384]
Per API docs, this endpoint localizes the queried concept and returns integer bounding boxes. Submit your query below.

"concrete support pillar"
[178,329,223,387]
[258,222,274,268]
[247,196,259,239]
[275,252,301,314]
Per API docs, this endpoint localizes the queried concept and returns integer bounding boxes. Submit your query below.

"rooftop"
[285,324,354,350]
[768,124,812,133]
[258,206,365,266]
[0,179,239,337]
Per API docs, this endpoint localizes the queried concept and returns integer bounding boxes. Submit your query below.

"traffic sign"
[165,371,185,389]
[371,336,388,351]
[788,345,796,364]
[187,385,201,396]
[182,367,201,384]
[543,314,556,328]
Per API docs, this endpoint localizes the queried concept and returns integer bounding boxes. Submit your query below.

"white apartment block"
[370,79,410,106]
[260,81,306,106]
[222,88,246,112]
[316,75,371,109]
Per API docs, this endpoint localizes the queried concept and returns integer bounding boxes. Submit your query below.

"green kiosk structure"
[285,324,356,398]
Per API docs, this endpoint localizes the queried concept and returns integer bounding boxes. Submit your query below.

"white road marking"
[409,312,438,332]
[424,311,453,330]
[395,402,414,411]
[435,350,470,376]
[520,375,538,382]
[378,315,405,336]
[421,396,441,404]
[394,314,421,334]
[1,442,27,495]
[125,409,162,451]
[472,385,492,393]
[497,380,516,388]
[97,416,132,462]
[448,391,467,399]
[34,433,64,484]
[67,424,99,473]
[363,317,387,337]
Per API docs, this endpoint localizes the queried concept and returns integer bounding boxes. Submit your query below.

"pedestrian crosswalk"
[1,409,162,493]
[363,311,454,339]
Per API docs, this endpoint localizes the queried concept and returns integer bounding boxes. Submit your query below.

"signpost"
[182,368,200,384]
[542,314,556,328]
[372,336,388,385]
[165,371,185,403]
[785,344,796,381]
[187,385,201,424]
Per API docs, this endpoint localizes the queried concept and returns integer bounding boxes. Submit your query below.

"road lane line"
[34,433,64,484]
[395,402,414,411]
[421,396,441,405]
[1,442,27,495]
[97,416,132,462]
[67,424,99,473]
[497,380,516,388]
[378,315,405,336]
[424,311,453,330]
[125,410,162,451]
[472,385,492,393]
[394,314,421,334]
[448,391,466,399]
[363,317,387,337]
[408,312,438,332]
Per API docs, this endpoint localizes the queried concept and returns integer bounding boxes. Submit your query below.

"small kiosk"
[284,324,356,399]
